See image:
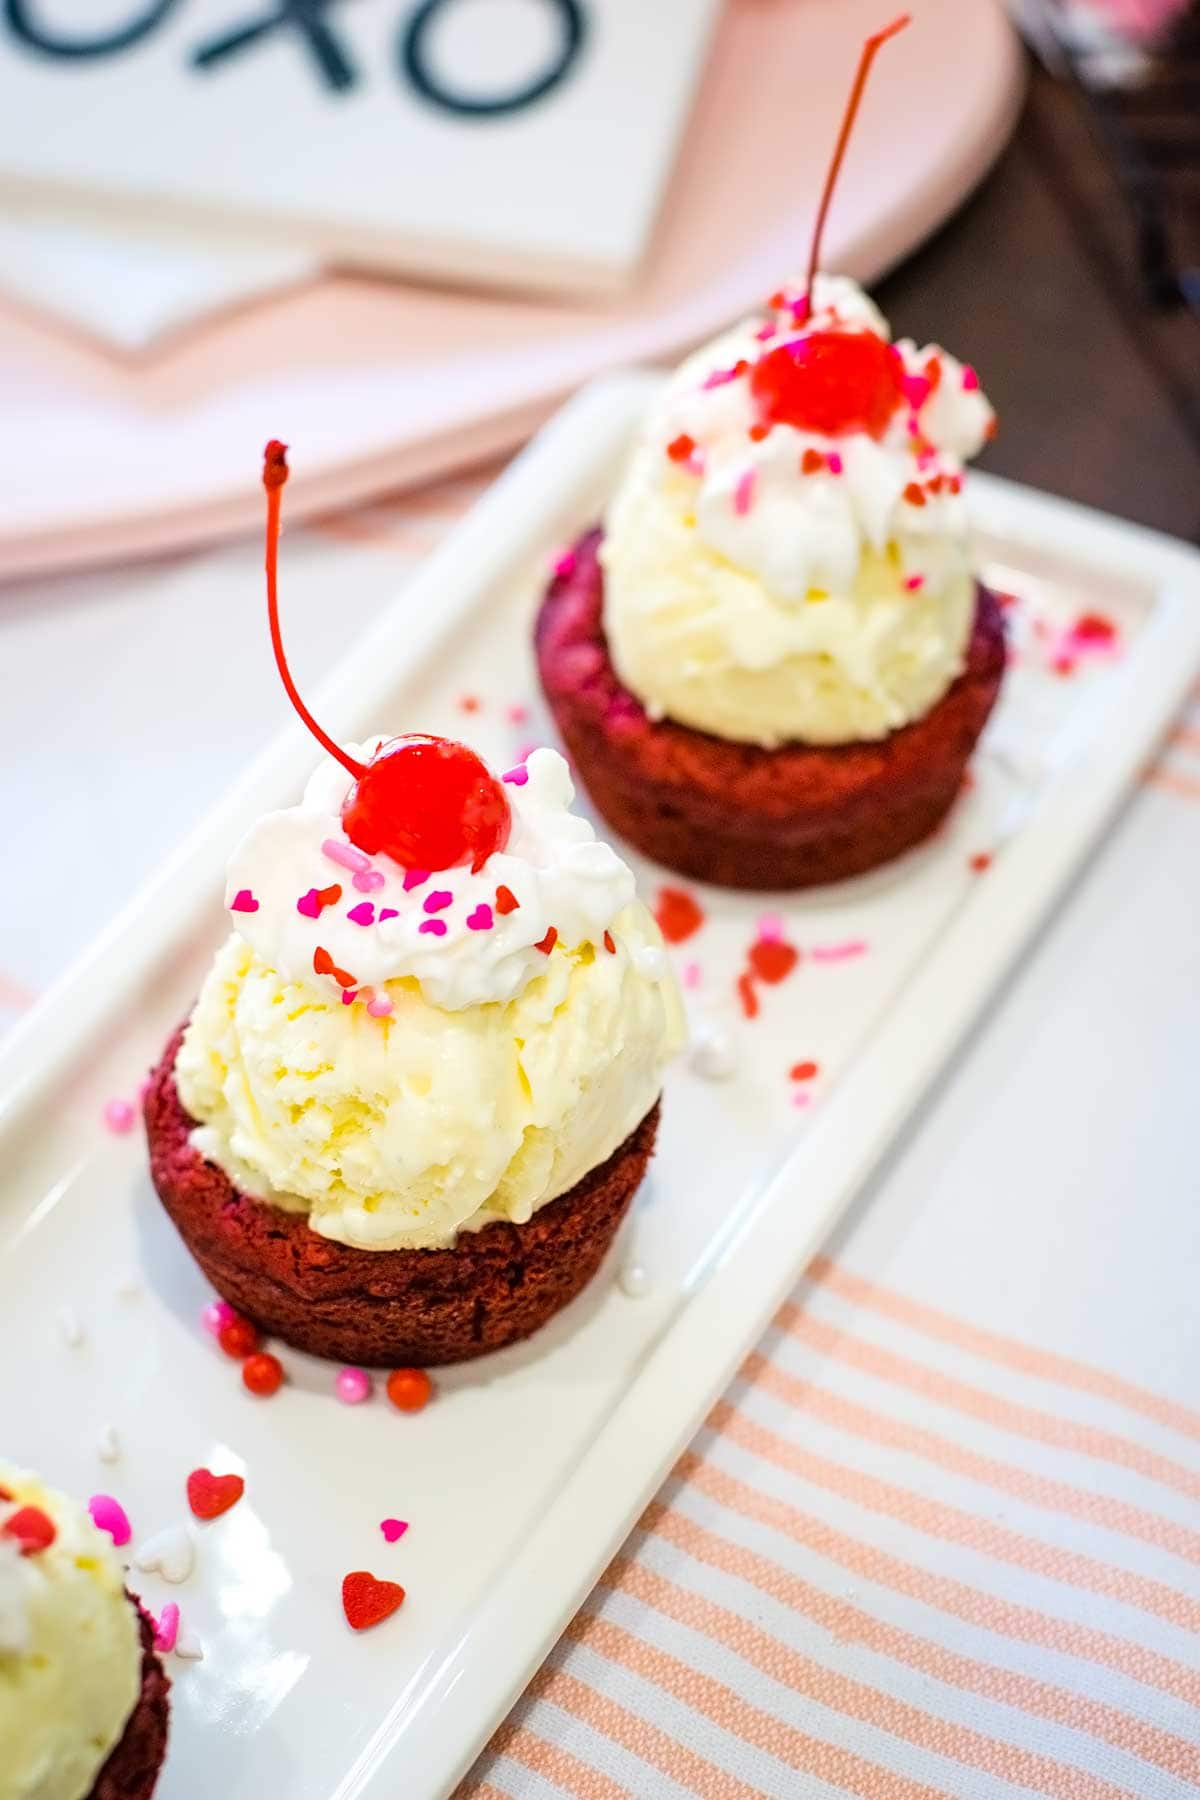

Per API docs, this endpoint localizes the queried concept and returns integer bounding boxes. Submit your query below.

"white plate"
[1,375,1198,1800]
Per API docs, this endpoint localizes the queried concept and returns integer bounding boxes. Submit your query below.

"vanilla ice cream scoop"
[601,275,996,748]
[0,1463,142,1800]
[176,743,683,1251]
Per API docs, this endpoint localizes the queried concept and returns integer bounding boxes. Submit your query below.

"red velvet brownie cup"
[146,447,682,1367]
[0,1461,170,1800]
[536,269,1005,890]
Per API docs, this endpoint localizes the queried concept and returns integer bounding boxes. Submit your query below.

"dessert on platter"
[0,1461,170,1800]
[536,16,1006,889]
[146,445,683,1367]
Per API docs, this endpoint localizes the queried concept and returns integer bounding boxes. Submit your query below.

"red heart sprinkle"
[534,926,558,955]
[801,448,825,475]
[342,1570,405,1631]
[494,885,519,915]
[748,939,798,985]
[313,946,334,976]
[603,930,616,954]
[186,1469,245,1521]
[318,884,342,909]
[654,887,705,945]
[737,973,759,1019]
[2,1505,56,1555]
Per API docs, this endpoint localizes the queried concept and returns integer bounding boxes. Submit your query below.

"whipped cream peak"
[226,743,637,1012]
[601,274,995,747]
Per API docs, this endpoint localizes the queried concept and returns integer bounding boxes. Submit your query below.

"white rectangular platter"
[2,373,1199,1800]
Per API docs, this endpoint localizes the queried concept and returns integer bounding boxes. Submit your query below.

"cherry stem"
[799,13,911,325]
[262,441,366,782]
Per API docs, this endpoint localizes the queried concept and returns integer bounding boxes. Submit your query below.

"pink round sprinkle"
[229,889,258,914]
[682,961,702,990]
[502,766,529,786]
[423,890,453,914]
[367,994,394,1019]
[335,1367,372,1405]
[756,914,785,944]
[826,452,844,475]
[791,1089,813,1110]
[506,702,529,724]
[353,868,386,893]
[322,838,370,873]
[201,1299,236,1339]
[380,1518,409,1543]
[347,902,376,926]
[153,1603,179,1654]
[103,1097,136,1135]
[904,574,925,592]
[402,869,430,892]
[88,1494,131,1548]
[419,919,447,937]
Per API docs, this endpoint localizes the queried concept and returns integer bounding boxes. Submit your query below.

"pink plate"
[0,0,1022,581]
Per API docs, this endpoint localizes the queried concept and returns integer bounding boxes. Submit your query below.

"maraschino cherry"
[749,14,911,442]
[262,442,510,873]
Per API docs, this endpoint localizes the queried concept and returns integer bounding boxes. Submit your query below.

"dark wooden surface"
[875,63,1200,544]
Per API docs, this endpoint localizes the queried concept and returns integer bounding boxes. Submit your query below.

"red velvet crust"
[535,528,1006,889]
[145,1029,658,1367]
[88,1602,170,1800]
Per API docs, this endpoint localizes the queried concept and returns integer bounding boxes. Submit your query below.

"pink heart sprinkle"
[347,902,375,926]
[733,468,757,517]
[380,1519,408,1543]
[826,452,844,475]
[902,372,931,411]
[466,904,493,932]
[423,890,453,914]
[367,994,393,1018]
[341,988,358,1005]
[402,869,429,892]
[962,364,980,392]
[754,321,776,341]
[296,889,321,919]
[229,889,258,914]
[379,908,399,922]
[419,919,447,937]
[502,766,529,786]
[153,1602,179,1654]
[353,869,385,893]
[88,1494,131,1548]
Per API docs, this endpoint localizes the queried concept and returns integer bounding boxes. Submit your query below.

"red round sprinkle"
[218,1316,260,1360]
[969,852,992,873]
[1074,612,1116,643]
[750,331,904,439]
[666,433,696,463]
[903,481,927,507]
[790,1060,820,1082]
[2,1506,56,1556]
[386,1368,432,1413]
[748,422,772,443]
[242,1352,285,1397]
[342,736,511,875]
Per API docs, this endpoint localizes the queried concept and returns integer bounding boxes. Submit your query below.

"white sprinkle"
[619,1261,652,1299]
[688,1024,737,1082]
[134,1525,195,1586]
[174,1627,204,1661]
[96,1426,120,1464]
[56,1306,84,1348]
[634,945,668,980]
